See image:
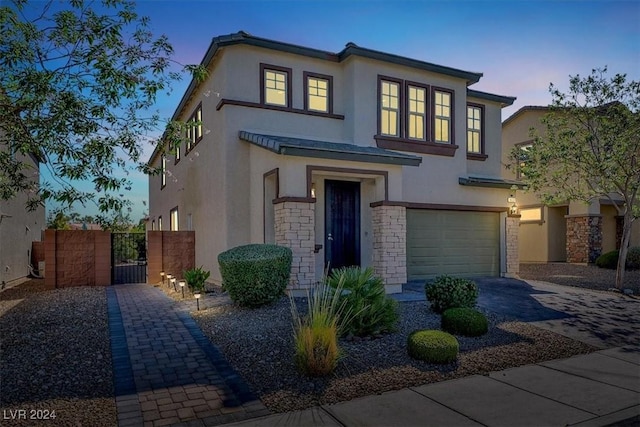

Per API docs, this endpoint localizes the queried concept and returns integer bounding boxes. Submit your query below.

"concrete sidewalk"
[223,346,640,427]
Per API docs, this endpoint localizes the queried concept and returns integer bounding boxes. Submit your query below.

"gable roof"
[502,105,550,127]
[239,131,422,166]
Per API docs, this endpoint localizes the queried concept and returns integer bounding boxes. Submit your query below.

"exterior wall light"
[311,182,316,199]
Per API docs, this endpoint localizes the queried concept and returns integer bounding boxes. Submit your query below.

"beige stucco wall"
[0,150,44,284]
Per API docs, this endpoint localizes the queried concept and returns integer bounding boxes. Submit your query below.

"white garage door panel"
[407,210,500,281]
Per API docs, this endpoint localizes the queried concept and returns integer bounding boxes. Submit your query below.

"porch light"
[194,292,201,310]
[311,182,316,198]
[179,281,186,298]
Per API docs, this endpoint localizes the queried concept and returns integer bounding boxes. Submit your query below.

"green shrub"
[290,284,348,376]
[183,266,210,293]
[425,275,478,314]
[218,244,292,307]
[326,267,399,337]
[626,246,640,270]
[595,247,640,270]
[407,329,459,364]
[595,250,619,269]
[441,307,488,337]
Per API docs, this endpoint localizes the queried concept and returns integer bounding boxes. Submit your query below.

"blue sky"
[45,0,640,222]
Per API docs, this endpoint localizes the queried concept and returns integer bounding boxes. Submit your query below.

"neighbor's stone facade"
[372,205,407,293]
[566,215,602,263]
[274,200,315,290]
[504,215,520,278]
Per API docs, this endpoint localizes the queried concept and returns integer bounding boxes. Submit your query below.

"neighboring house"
[148,31,518,293]
[501,106,640,264]
[0,141,45,285]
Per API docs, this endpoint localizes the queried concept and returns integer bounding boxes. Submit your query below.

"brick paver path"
[107,284,270,427]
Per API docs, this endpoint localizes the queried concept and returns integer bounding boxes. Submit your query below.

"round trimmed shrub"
[218,244,292,307]
[407,329,459,364]
[441,307,489,337]
[595,250,619,269]
[626,246,640,270]
[425,275,478,314]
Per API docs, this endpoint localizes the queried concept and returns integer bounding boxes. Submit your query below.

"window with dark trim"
[516,141,533,179]
[304,71,332,113]
[260,63,292,107]
[466,103,486,160]
[375,76,457,156]
[158,216,163,231]
[151,220,155,231]
[185,103,203,154]
[170,206,179,231]
[433,88,453,143]
[407,83,428,140]
[161,154,166,189]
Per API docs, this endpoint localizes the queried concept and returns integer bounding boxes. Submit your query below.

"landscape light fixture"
[179,281,186,298]
[171,278,177,292]
[160,271,165,284]
[166,274,173,288]
[194,292,201,310]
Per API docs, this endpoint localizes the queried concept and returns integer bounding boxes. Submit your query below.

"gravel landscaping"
[192,292,597,414]
[0,280,116,427]
[520,262,640,294]
[0,262,625,423]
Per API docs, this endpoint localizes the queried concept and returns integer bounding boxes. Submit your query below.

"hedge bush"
[326,266,398,337]
[595,247,640,270]
[407,329,459,364]
[218,244,292,307]
[595,250,619,269]
[441,307,488,337]
[626,246,640,270]
[425,275,478,314]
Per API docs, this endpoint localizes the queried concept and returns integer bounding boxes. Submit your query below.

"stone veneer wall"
[274,200,315,290]
[615,216,624,249]
[504,215,520,278]
[566,215,602,263]
[44,229,111,289]
[147,231,195,284]
[372,205,407,293]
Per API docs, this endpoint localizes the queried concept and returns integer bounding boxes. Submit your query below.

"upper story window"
[158,216,163,231]
[434,89,452,143]
[467,104,483,154]
[261,63,292,107]
[161,154,166,188]
[151,220,156,231]
[170,207,179,231]
[304,72,332,113]
[407,85,427,140]
[380,79,401,136]
[375,76,457,156]
[186,104,202,153]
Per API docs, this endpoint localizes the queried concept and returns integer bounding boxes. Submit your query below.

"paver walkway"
[107,284,270,427]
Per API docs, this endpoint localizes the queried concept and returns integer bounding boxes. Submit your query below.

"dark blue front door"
[325,180,360,271]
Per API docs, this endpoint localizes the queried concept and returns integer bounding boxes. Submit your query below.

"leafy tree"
[46,210,71,230]
[0,0,204,215]
[513,67,639,288]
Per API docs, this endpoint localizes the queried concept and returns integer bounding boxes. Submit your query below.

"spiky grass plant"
[290,279,350,376]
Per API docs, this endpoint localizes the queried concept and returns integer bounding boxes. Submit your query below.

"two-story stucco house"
[148,31,519,293]
[502,106,640,264]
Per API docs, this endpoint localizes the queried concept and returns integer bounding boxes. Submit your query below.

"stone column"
[274,199,316,291]
[504,214,520,278]
[372,204,407,294]
[566,215,602,263]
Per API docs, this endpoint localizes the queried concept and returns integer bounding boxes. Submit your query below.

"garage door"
[407,209,500,281]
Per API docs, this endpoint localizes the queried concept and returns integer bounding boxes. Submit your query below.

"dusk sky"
[43,0,640,222]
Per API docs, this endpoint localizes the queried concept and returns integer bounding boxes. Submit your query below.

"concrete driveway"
[403,277,640,349]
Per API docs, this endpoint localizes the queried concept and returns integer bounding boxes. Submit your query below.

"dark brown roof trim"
[467,89,516,107]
